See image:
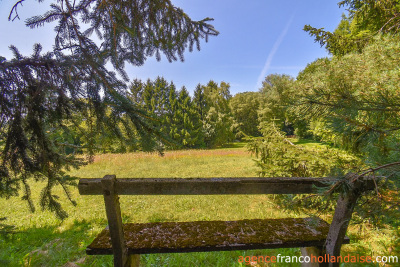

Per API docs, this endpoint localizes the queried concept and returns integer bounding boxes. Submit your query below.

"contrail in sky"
[255,12,296,90]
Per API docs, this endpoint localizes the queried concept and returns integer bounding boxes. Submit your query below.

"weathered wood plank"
[79,177,343,195]
[101,175,131,267]
[86,218,350,255]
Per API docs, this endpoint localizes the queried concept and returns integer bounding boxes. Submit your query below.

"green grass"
[0,142,398,266]
[69,147,258,178]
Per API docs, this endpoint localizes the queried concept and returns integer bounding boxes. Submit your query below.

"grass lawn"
[0,141,398,266]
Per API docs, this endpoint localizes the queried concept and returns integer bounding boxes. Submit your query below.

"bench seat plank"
[86,217,349,255]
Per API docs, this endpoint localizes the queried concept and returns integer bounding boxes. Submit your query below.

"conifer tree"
[128,77,205,149]
[193,84,207,121]
[129,79,145,106]
[0,0,218,218]
[166,82,180,147]
[304,0,400,55]
[297,1,400,173]
[176,86,203,148]
[142,79,156,112]
[152,77,171,138]
[293,1,400,224]
[153,77,170,117]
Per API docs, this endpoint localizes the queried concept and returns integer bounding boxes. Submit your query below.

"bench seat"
[87,217,349,255]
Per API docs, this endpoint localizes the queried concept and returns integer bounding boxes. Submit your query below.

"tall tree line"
[128,77,235,149]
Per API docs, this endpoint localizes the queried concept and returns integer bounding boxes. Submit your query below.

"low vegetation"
[1,142,398,266]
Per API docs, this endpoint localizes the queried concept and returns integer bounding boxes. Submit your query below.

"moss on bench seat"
[87,217,349,255]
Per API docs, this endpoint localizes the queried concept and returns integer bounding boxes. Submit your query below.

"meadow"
[0,142,398,266]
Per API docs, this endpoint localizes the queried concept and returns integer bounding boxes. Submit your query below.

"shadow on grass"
[0,219,303,267]
[0,219,112,266]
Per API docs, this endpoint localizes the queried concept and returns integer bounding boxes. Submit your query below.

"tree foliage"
[175,87,203,148]
[128,78,235,149]
[296,35,400,170]
[339,0,400,33]
[249,1,400,226]
[258,74,302,136]
[202,81,235,148]
[0,0,218,219]
[304,0,400,55]
[290,1,400,224]
[247,122,358,178]
[193,84,207,121]
[229,92,261,138]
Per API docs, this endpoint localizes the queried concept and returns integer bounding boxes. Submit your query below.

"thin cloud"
[218,64,262,69]
[255,12,296,90]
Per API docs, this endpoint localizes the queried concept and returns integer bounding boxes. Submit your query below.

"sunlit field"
[0,142,398,266]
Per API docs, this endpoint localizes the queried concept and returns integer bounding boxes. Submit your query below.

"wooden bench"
[78,175,374,267]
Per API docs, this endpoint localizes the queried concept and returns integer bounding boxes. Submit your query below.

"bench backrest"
[78,176,339,195]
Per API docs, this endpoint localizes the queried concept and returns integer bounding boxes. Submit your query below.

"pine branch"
[8,0,26,21]
[2,0,218,218]
[351,161,400,183]
[0,58,57,69]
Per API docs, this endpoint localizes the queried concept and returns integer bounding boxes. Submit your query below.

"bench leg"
[301,247,322,267]
[126,254,140,267]
[101,175,134,267]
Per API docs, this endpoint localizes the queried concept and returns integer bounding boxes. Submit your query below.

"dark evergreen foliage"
[1,0,218,218]
[176,86,204,148]
[127,77,239,149]
[193,84,207,121]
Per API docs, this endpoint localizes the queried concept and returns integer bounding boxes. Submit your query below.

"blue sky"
[0,0,345,95]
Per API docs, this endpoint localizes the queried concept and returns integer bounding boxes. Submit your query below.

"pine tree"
[295,2,400,224]
[0,0,218,218]
[304,0,400,56]
[143,79,155,112]
[297,35,400,168]
[129,79,145,106]
[193,84,207,121]
[176,86,203,148]
[128,77,206,149]
[152,77,171,138]
[166,82,180,147]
